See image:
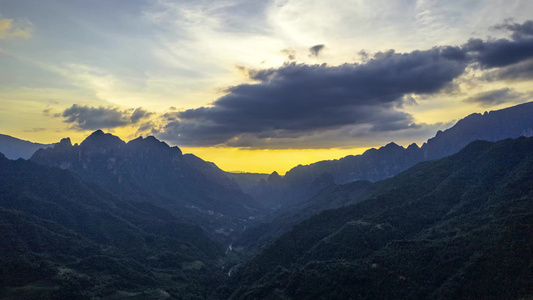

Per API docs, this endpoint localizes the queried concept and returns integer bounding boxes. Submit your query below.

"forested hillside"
[0,154,225,299]
[223,137,533,299]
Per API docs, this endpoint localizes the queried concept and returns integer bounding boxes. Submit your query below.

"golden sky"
[1,1,533,174]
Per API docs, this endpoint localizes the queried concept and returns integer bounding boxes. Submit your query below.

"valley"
[1,103,533,299]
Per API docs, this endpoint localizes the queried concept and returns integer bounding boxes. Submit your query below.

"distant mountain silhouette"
[31,130,264,242]
[223,137,533,299]
[0,134,55,159]
[224,172,269,195]
[249,101,533,208]
[0,153,225,298]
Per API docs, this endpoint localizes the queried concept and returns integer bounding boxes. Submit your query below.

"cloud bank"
[159,46,468,147]
[61,105,152,130]
[463,88,523,107]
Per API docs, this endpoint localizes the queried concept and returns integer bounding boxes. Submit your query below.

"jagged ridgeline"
[30,130,265,242]
[248,101,533,209]
[222,137,533,299]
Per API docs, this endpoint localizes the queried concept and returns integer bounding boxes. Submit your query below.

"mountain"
[224,172,270,195]
[0,134,55,160]
[0,153,225,299]
[30,130,265,242]
[234,180,373,251]
[222,137,533,299]
[249,101,533,208]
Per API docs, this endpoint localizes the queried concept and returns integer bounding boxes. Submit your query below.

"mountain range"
[1,101,533,299]
[0,134,54,160]
[222,137,533,299]
[249,101,533,208]
[30,130,264,243]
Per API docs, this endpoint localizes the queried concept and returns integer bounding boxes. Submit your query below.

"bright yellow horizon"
[181,146,370,175]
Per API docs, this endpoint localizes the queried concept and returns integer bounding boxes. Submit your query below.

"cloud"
[462,88,523,107]
[482,59,533,81]
[158,46,468,147]
[465,20,533,69]
[281,48,296,61]
[130,107,153,123]
[61,104,152,130]
[493,20,533,40]
[135,121,161,136]
[309,44,325,57]
[0,15,32,39]
[24,128,46,133]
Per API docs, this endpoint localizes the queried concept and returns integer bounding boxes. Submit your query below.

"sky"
[1,0,533,174]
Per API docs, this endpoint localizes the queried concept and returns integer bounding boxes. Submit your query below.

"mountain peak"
[55,137,72,149]
[267,171,283,183]
[383,142,401,149]
[126,135,182,155]
[407,143,419,150]
[80,130,125,149]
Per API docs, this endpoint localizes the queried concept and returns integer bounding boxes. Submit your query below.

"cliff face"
[31,130,264,241]
[247,101,533,208]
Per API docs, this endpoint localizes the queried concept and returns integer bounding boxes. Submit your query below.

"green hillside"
[223,137,533,299]
[0,154,225,299]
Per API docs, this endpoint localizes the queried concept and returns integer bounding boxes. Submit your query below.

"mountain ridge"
[0,134,55,160]
[30,131,265,242]
[223,136,533,299]
[248,101,533,208]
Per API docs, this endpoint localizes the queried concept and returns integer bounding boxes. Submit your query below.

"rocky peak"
[267,171,283,184]
[126,135,182,156]
[80,130,125,153]
[381,142,403,151]
[406,143,420,151]
[55,137,73,149]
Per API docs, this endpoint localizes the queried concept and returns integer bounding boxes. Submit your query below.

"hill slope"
[224,137,533,299]
[0,134,54,160]
[0,153,225,299]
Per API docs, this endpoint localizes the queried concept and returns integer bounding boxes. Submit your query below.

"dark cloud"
[309,44,325,57]
[61,104,152,130]
[464,38,533,68]
[462,88,523,107]
[465,20,533,68]
[156,20,533,149]
[217,121,453,150]
[159,46,468,147]
[281,48,296,61]
[130,107,153,123]
[483,59,533,81]
[358,50,370,63]
[493,20,533,40]
[135,121,160,136]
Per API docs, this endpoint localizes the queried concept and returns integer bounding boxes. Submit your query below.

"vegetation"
[0,155,225,299]
[222,137,533,299]
[2,135,533,299]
